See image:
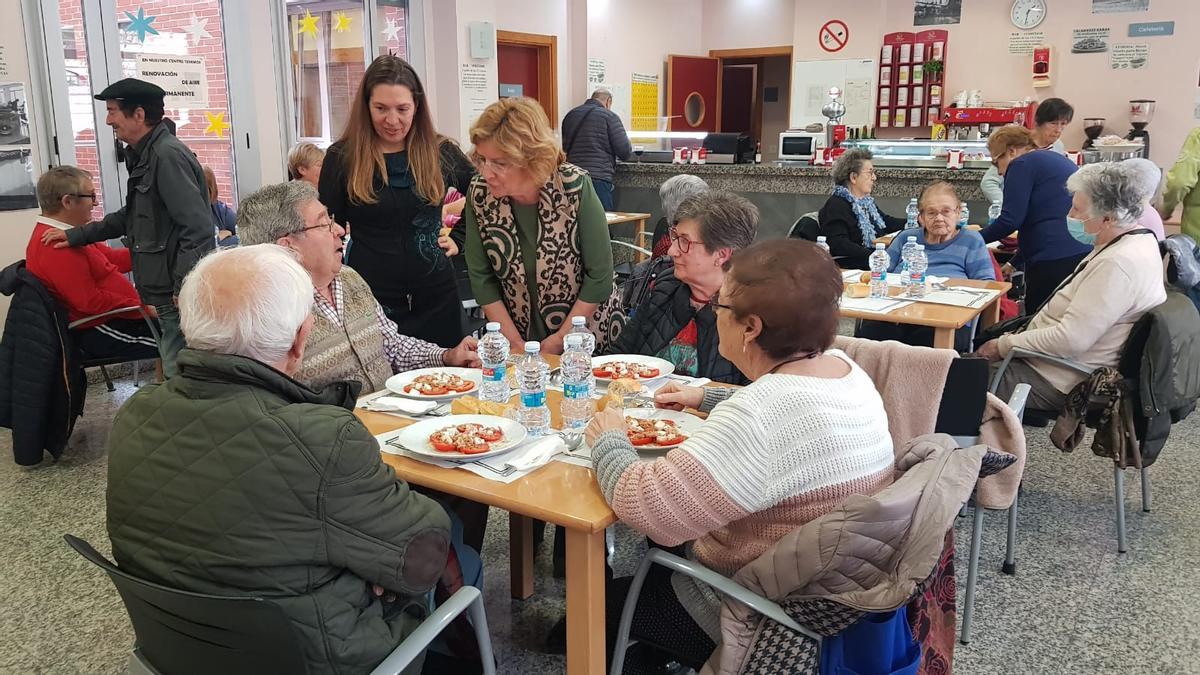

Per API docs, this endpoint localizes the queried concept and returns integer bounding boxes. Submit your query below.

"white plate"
[624,408,704,451]
[385,367,483,400]
[385,414,528,461]
[591,354,675,384]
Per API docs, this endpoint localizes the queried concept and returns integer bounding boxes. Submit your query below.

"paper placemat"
[839,296,914,314]
[908,287,1000,309]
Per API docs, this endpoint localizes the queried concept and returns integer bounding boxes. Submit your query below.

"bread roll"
[859,271,872,284]
[597,378,641,411]
[846,283,870,299]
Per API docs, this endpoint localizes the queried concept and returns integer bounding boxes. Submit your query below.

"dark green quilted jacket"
[106,349,451,674]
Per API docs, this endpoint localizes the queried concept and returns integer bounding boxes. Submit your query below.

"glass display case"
[839,138,991,169]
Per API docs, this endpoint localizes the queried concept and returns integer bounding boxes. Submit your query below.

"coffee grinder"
[1082,118,1104,150]
[1126,100,1155,158]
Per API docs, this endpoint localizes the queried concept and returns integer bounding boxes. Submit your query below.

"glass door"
[38,0,242,210]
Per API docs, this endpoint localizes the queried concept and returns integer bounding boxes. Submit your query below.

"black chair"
[64,535,496,675]
[786,213,820,241]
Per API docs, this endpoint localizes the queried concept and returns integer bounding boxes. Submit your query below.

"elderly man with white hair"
[105,245,453,674]
[238,181,479,393]
[977,161,1166,409]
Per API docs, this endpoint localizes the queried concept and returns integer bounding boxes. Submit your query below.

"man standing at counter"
[561,87,633,210]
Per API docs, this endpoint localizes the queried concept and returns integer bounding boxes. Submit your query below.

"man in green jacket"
[106,244,451,674]
[42,78,215,378]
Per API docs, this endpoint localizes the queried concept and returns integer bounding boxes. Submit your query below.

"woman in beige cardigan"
[977,162,1165,410]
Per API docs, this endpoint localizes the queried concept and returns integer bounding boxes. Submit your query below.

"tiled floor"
[2,375,1199,674]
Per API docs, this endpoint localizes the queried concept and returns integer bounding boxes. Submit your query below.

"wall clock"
[1011,0,1047,30]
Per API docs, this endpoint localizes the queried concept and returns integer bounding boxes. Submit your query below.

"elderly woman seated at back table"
[977,161,1165,411]
[819,148,906,269]
[650,174,709,257]
[607,190,756,384]
[857,181,995,352]
[237,181,480,393]
[584,239,895,673]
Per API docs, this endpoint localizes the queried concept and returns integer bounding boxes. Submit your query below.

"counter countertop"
[613,161,986,200]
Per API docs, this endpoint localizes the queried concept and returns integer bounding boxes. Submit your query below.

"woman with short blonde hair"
[318,54,475,347]
[287,143,325,187]
[463,97,624,354]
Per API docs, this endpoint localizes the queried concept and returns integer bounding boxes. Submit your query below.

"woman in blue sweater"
[978,125,1089,313]
[857,181,994,351]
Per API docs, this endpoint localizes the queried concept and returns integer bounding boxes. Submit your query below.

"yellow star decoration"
[204,111,230,138]
[298,10,319,38]
[332,11,352,33]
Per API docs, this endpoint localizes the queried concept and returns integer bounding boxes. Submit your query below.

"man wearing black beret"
[42,78,214,378]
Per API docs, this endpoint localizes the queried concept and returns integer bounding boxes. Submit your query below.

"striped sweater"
[592,350,895,575]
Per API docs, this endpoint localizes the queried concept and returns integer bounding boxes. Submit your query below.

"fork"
[424,403,452,417]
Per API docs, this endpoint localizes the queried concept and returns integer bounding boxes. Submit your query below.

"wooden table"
[357,360,615,675]
[840,278,1012,350]
[607,211,654,262]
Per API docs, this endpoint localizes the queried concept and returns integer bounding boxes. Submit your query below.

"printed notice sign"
[1110,43,1149,70]
[1008,32,1044,55]
[136,54,208,108]
[587,58,606,87]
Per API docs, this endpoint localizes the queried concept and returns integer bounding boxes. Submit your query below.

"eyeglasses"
[706,291,734,312]
[921,207,960,221]
[854,169,878,179]
[72,193,97,201]
[471,154,517,175]
[667,226,701,254]
[300,214,339,235]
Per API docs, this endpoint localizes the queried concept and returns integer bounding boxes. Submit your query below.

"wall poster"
[630,72,659,133]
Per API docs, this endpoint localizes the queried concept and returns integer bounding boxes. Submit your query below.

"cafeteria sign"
[135,54,209,108]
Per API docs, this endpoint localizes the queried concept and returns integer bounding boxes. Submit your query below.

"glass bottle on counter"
[754,142,762,164]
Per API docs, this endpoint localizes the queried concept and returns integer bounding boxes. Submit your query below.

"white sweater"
[999,232,1165,393]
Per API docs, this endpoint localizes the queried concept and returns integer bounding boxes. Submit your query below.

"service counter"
[612,162,988,240]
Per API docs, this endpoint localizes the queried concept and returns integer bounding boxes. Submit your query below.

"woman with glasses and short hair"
[463,97,624,355]
[818,148,906,269]
[318,55,475,347]
[978,125,1089,314]
[606,190,758,384]
[857,181,995,351]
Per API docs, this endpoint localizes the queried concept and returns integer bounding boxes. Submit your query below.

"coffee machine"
[1082,118,1105,150]
[1126,100,1155,159]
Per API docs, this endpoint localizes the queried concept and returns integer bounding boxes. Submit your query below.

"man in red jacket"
[26,166,158,361]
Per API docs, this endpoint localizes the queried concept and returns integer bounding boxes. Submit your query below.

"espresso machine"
[1082,118,1105,150]
[1126,100,1155,158]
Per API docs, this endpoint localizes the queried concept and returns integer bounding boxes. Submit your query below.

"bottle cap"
[907,236,917,241]
[524,341,540,353]
[485,321,501,332]
[565,334,583,348]
[571,315,586,326]
[875,242,885,248]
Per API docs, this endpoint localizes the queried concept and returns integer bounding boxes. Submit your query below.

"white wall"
[586,0,703,129]
[702,0,794,51]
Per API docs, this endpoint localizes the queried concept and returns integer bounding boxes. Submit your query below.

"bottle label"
[482,364,506,382]
[871,269,885,283]
[564,382,589,399]
[911,271,926,286]
[521,391,546,407]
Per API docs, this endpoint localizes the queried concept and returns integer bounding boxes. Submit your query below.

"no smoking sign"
[819,20,849,53]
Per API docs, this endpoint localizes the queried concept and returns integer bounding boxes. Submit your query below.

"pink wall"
[786,0,1199,163]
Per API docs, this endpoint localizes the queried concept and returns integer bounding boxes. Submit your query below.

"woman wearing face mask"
[981,98,1073,206]
[319,55,475,347]
[978,125,1091,314]
[976,162,1164,410]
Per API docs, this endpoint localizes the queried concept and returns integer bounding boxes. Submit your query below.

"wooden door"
[496,31,558,126]
[666,55,720,132]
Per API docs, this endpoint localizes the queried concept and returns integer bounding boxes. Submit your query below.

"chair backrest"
[934,357,989,438]
[64,535,310,675]
[788,214,820,241]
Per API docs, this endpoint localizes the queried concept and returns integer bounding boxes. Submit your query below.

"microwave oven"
[778,131,822,161]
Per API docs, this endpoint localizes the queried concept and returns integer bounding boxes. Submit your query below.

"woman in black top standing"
[320,55,474,347]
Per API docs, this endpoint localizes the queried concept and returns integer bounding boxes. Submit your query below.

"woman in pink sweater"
[583,239,895,673]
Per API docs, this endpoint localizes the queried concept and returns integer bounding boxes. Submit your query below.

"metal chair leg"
[1141,467,1151,513]
[1002,489,1018,575]
[100,365,115,392]
[1114,465,1127,553]
[466,592,497,675]
[610,552,655,675]
[960,505,985,645]
[605,527,616,566]
[132,360,142,387]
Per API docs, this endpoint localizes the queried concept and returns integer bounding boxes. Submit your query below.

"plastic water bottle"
[958,203,970,230]
[569,316,597,396]
[869,243,890,299]
[516,341,550,436]
[988,200,1002,226]
[816,235,830,252]
[560,334,594,433]
[478,322,510,403]
[907,245,928,298]
[905,198,920,229]
[900,235,919,288]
